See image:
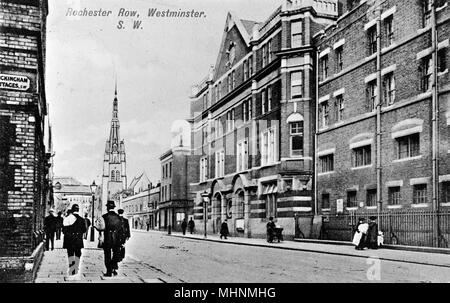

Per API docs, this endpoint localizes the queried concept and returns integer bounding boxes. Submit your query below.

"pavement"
[35,230,450,283]
[135,229,450,268]
[34,238,176,283]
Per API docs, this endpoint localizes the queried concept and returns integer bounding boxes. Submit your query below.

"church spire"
[114,76,117,97]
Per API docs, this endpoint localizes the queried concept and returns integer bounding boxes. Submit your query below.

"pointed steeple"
[108,80,120,153]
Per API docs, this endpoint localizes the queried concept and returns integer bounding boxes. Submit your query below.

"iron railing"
[318,208,450,248]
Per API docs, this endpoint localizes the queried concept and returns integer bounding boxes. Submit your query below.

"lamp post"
[90,180,97,242]
[201,192,209,238]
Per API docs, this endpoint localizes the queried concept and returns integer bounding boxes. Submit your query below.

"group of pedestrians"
[180,217,195,235]
[352,216,379,250]
[43,200,132,280]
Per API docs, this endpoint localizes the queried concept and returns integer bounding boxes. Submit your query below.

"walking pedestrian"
[44,209,57,251]
[117,209,130,262]
[62,204,86,280]
[83,213,91,240]
[366,216,379,249]
[95,200,124,277]
[55,211,63,240]
[266,216,276,243]
[181,218,187,235]
[220,219,229,239]
[188,218,195,234]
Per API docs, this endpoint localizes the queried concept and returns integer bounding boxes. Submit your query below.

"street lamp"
[201,192,209,238]
[90,180,97,242]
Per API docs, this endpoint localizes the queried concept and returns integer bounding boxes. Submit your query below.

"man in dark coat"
[220,219,229,239]
[366,216,379,249]
[181,218,188,235]
[188,218,195,234]
[44,209,57,250]
[266,217,276,243]
[62,204,86,280]
[55,211,64,240]
[96,200,124,277]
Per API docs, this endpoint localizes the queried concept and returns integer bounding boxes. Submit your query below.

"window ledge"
[351,165,373,170]
[437,3,448,13]
[440,202,450,207]
[366,206,377,210]
[438,69,449,77]
[381,43,397,54]
[393,155,422,163]
[346,207,358,211]
[387,205,402,209]
[260,162,278,169]
[365,53,377,62]
[318,171,335,176]
[417,26,431,35]
[411,203,430,208]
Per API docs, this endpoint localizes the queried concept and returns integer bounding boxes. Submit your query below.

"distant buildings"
[120,172,160,230]
[0,0,52,282]
[53,177,92,216]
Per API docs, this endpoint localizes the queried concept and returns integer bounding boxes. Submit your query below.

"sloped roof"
[54,184,91,195]
[53,176,82,186]
[240,19,259,36]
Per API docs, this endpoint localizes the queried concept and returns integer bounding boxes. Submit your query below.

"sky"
[47,0,279,185]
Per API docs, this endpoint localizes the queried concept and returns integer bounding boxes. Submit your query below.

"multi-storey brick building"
[314,0,449,245]
[189,0,339,239]
[158,144,195,232]
[0,0,51,282]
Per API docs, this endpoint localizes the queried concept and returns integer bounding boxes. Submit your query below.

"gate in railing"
[320,209,450,248]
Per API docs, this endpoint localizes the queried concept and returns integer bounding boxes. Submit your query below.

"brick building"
[158,144,195,232]
[314,0,449,216]
[0,0,52,282]
[189,1,339,239]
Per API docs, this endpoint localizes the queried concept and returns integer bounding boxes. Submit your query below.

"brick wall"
[316,0,450,213]
[0,0,49,282]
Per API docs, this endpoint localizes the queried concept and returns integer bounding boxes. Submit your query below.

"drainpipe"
[314,45,320,216]
[375,6,382,224]
[431,0,440,247]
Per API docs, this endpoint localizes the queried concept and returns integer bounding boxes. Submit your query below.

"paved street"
[35,230,450,283]
[34,238,177,283]
[126,230,450,283]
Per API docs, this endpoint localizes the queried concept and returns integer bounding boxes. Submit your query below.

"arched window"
[111,170,115,181]
[116,170,120,181]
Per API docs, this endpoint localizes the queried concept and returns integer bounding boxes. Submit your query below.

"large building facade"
[189,1,339,239]
[314,0,450,246]
[314,2,449,211]
[101,85,127,214]
[0,0,52,282]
